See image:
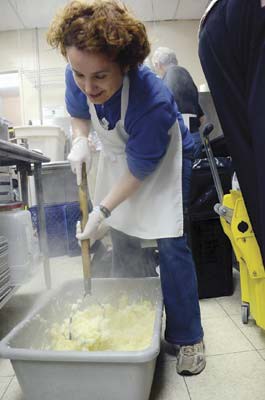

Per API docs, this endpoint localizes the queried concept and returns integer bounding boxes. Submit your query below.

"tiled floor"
[0,257,265,400]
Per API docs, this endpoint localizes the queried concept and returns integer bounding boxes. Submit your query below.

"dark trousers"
[199,0,265,264]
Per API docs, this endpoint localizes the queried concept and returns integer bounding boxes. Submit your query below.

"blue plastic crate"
[63,202,81,257]
[29,204,68,257]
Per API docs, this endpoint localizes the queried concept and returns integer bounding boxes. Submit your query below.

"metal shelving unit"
[0,138,51,309]
[0,286,18,310]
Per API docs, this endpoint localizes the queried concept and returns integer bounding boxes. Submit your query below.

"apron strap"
[120,75,130,124]
[87,75,130,129]
[182,113,197,130]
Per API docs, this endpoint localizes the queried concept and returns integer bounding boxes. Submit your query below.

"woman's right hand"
[67,136,92,185]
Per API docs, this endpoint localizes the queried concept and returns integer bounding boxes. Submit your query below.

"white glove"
[76,207,109,242]
[67,137,92,185]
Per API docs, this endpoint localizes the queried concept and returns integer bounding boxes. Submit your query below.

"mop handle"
[78,163,91,295]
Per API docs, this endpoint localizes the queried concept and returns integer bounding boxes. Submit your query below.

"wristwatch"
[99,204,111,218]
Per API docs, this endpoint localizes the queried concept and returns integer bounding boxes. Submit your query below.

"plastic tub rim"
[0,277,162,364]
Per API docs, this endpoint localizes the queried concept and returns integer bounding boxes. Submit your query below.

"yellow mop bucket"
[219,191,265,329]
[202,123,265,330]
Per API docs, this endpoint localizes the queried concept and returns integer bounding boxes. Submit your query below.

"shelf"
[0,139,51,292]
[0,139,49,166]
[0,286,19,310]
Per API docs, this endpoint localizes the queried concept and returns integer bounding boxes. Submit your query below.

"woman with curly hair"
[47,0,205,375]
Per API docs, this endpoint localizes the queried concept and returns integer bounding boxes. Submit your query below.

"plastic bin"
[14,125,66,161]
[0,278,162,400]
[0,203,39,285]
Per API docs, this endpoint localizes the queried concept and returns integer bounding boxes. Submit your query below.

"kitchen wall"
[0,20,205,125]
[2,96,21,126]
[146,20,204,87]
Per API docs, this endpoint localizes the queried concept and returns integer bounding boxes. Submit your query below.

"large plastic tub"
[14,125,66,161]
[0,278,162,400]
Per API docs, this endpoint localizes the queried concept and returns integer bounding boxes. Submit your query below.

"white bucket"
[14,125,66,161]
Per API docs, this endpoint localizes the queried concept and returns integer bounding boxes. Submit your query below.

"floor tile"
[203,316,254,355]
[185,351,265,400]
[159,340,176,362]
[258,349,265,360]
[216,270,242,317]
[216,289,242,316]
[18,255,83,295]
[231,314,265,350]
[1,377,24,400]
[0,360,14,377]
[199,298,228,320]
[150,359,190,400]
[0,377,12,399]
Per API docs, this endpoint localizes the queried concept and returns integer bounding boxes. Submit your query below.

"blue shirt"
[65,64,194,180]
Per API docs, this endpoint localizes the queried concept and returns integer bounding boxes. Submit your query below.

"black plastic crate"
[187,215,233,299]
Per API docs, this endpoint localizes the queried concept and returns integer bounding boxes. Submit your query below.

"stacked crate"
[0,236,11,301]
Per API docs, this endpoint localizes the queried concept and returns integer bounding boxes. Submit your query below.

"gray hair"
[152,47,178,67]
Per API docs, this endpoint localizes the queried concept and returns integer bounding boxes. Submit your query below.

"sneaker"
[175,341,206,375]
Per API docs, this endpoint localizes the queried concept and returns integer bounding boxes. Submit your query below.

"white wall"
[0,28,66,124]
[0,97,3,116]
[146,20,205,87]
[0,21,206,124]
[2,96,22,126]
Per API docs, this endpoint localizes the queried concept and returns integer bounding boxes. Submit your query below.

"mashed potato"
[46,297,155,352]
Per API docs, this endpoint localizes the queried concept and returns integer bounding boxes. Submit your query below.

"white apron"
[182,113,197,131]
[89,75,183,240]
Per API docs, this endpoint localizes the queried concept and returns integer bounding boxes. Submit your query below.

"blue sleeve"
[125,100,177,180]
[65,65,91,119]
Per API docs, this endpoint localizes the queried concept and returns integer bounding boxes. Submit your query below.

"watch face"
[100,205,111,218]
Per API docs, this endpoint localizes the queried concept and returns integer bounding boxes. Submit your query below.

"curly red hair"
[47,0,150,70]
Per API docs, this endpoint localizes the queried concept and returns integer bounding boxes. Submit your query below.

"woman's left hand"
[76,207,108,241]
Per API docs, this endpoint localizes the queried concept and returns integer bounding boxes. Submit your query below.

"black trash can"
[187,157,234,299]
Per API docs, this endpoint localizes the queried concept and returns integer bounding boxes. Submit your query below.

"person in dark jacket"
[152,47,205,159]
[199,0,265,266]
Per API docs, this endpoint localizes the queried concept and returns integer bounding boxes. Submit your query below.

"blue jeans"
[192,132,203,159]
[157,156,203,345]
